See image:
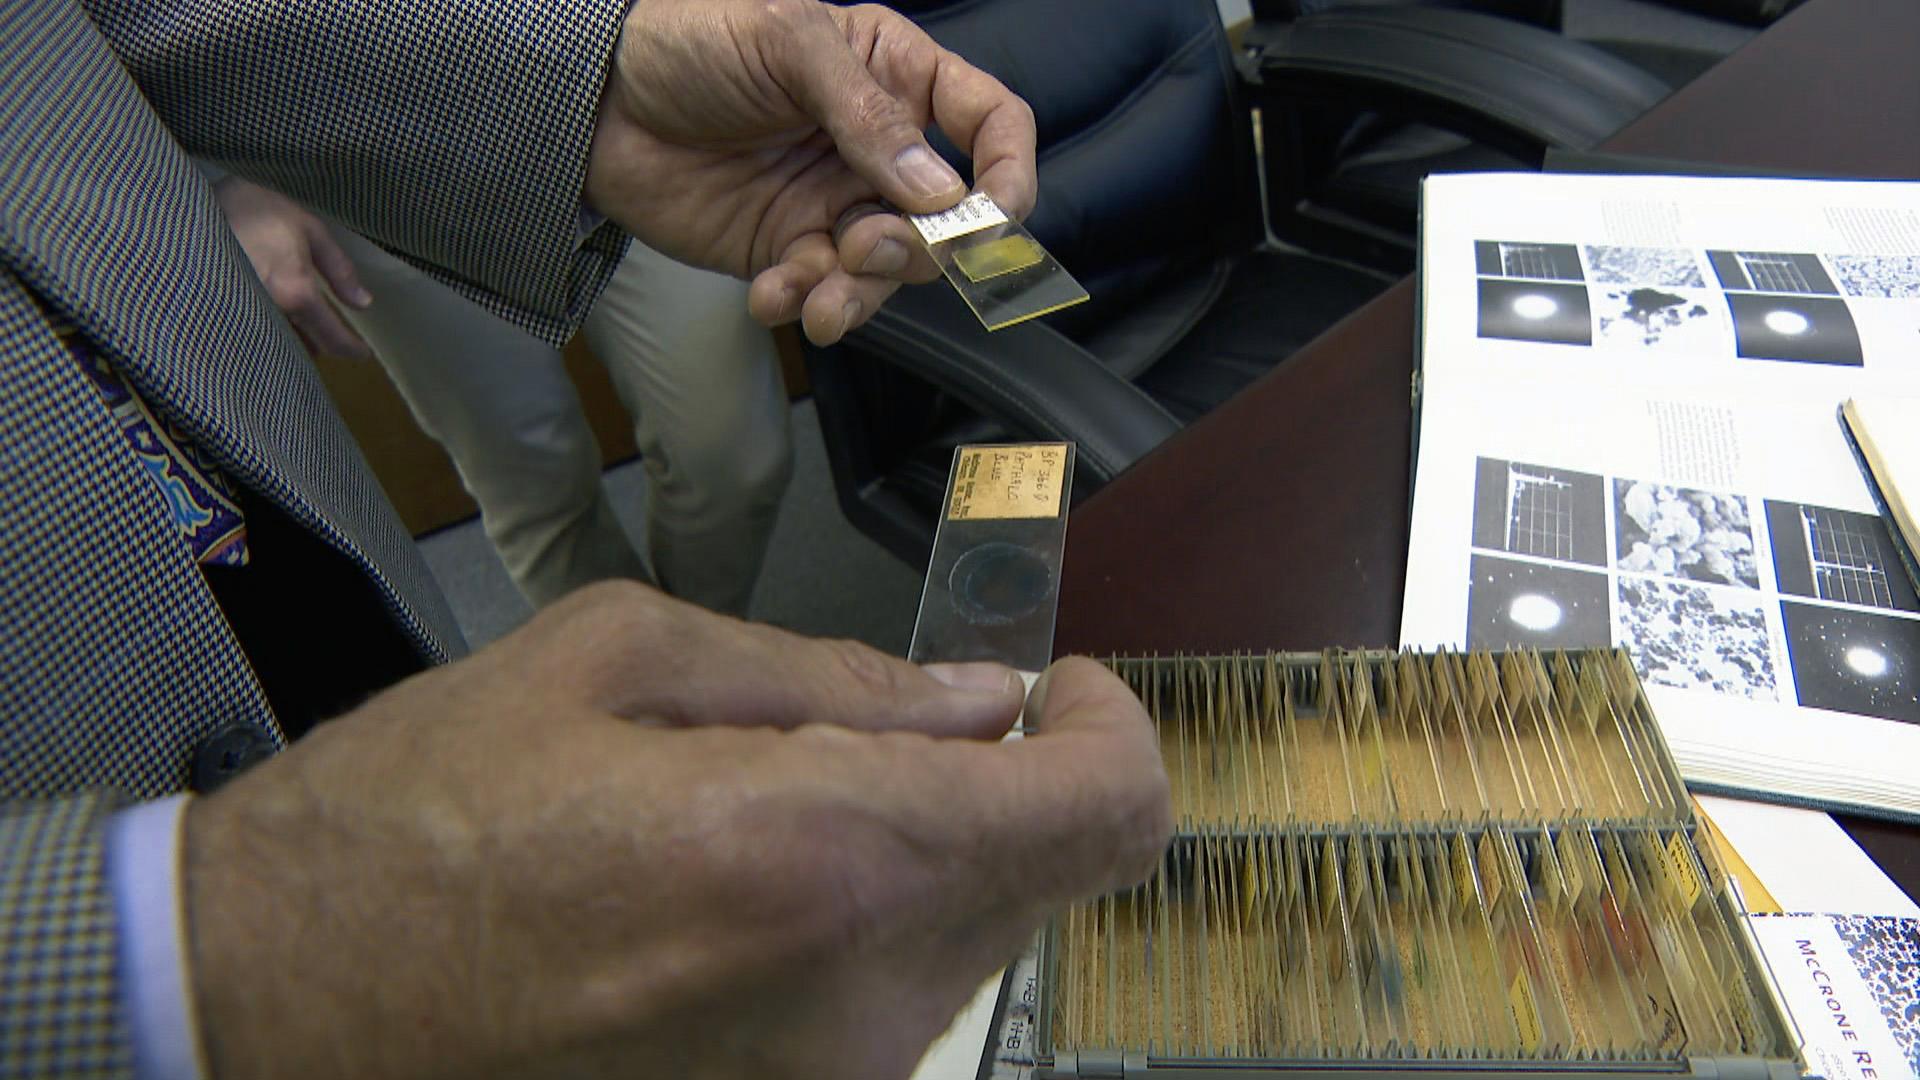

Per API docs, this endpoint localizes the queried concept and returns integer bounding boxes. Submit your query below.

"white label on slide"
[911,192,1009,246]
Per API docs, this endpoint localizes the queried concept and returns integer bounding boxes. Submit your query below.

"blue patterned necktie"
[47,310,250,567]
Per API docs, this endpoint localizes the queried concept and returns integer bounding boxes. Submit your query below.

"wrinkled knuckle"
[561,578,665,638]
[759,0,814,30]
[847,83,910,135]
[821,637,910,703]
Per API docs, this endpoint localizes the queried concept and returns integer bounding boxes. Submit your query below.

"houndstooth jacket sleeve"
[84,0,636,346]
[0,2,635,1074]
[0,795,126,1079]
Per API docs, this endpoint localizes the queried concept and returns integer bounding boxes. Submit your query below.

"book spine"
[1838,404,1920,603]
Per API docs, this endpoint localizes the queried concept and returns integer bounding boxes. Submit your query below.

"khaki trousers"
[332,231,791,616]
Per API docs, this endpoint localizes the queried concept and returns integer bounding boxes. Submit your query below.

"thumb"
[777,15,965,212]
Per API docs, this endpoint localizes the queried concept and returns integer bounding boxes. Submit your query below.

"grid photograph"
[1471,457,1606,566]
[1474,240,1584,281]
[1708,250,1839,294]
[1766,500,1920,612]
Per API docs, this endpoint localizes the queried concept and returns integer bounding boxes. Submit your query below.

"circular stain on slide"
[949,542,1052,626]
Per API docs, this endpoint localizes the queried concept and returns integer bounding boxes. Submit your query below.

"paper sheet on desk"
[1746,913,1920,1080]
[1698,794,1919,917]
[912,973,1007,1080]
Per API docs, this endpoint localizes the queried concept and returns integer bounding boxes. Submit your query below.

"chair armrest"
[838,285,1182,484]
[1243,6,1673,156]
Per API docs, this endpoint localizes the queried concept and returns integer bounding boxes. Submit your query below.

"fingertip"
[1027,657,1141,733]
[800,296,856,346]
[749,273,801,326]
[978,172,1038,223]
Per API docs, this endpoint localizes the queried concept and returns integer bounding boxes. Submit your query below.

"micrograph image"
[1781,601,1920,724]
[1615,480,1760,588]
[1708,250,1838,294]
[1727,293,1864,366]
[1475,240,1584,280]
[1594,287,1719,351]
[1583,245,1706,287]
[1617,576,1776,701]
[1477,279,1592,346]
[1470,457,1607,566]
[1829,254,1920,299]
[1765,500,1920,612]
[1466,554,1610,651]
[1829,915,1920,1076]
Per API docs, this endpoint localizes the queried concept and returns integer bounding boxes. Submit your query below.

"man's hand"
[184,582,1171,1079]
[211,176,375,359]
[585,0,1037,346]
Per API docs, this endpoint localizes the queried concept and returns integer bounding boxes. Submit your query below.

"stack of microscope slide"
[1035,648,1802,1080]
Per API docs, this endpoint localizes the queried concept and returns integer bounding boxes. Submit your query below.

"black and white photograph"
[1583,245,1706,287]
[1593,287,1720,351]
[1766,500,1920,612]
[1617,576,1777,701]
[1708,250,1839,294]
[1477,279,1592,346]
[1471,457,1606,565]
[1475,240,1584,280]
[1782,601,1920,725]
[1829,254,1920,299]
[1828,915,1920,1077]
[1615,480,1760,588]
[1726,293,1865,366]
[1466,554,1610,651]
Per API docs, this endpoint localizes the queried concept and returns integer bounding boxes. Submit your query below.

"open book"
[1401,172,1920,823]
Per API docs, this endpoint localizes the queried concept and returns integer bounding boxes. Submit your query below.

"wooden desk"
[1053,0,1920,902]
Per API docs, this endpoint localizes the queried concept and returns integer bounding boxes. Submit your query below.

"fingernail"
[778,285,799,318]
[924,662,1021,695]
[861,237,909,276]
[836,299,861,340]
[343,286,373,308]
[894,145,963,201]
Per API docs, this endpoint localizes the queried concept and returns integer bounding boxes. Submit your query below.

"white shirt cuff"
[106,794,206,1080]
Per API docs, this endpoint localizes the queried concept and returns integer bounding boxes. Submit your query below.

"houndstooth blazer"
[0,0,629,1072]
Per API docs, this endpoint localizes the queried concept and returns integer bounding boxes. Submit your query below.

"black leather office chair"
[805,0,1753,568]
[1247,0,1764,270]
[805,0,1394,567]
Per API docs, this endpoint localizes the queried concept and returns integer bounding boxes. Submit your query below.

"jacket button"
[190,723,278,794]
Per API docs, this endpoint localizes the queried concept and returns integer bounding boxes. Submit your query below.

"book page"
[1746,914,1920,1080]
[1403,173,1920,820]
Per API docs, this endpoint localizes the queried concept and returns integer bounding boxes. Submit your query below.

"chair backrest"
[896,0,1260,345]
[806,0,1260,566]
